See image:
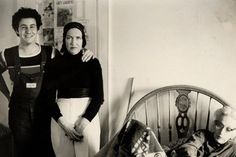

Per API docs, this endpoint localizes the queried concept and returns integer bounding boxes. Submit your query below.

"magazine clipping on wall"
[56,0,73,27]
[43,28,54,46]
[42,0,54,28]
[38,0,88,49]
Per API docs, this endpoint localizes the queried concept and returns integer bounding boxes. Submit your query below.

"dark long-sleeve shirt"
[44,51,104,122]
[171,130,236,157]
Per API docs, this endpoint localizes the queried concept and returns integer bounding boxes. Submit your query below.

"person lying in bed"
[168,106,236,157]
[95,106,236,157]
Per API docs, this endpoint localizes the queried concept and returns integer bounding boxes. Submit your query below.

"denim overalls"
[5,46,55,157]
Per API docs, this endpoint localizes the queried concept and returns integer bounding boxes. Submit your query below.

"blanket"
[95,119,166,157]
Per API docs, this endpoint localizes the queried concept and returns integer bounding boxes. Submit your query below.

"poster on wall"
[37,0,90,47]
[56,0,73,27]
[43,28,54,46]
[42,0,54,28]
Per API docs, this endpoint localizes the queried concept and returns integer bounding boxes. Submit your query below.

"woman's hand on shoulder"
[82,49,95,62]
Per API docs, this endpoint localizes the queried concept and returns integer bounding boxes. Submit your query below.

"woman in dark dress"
[46,22,104,157]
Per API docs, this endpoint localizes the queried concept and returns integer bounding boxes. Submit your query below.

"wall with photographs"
[38,0,98,54]
[16,0,97,54]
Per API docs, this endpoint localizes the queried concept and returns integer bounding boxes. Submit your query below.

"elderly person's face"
[213,115,236,144]
[65,28,83,55]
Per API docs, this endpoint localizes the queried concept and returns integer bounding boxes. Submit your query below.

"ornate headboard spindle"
[175,90,191,138]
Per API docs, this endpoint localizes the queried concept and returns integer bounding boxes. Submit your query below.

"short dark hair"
[12,7,42,35]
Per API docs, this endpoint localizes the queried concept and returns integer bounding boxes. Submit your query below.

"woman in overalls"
[0,8,94,157]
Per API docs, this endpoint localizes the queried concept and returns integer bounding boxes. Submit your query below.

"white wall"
[109,0,236,138]
[0,0,17,50]
[97,0,109,146]
[0,0,17,126]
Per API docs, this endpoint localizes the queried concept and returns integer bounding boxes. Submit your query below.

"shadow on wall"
[99,104,109,147]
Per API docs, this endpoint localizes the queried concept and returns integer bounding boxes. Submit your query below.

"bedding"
[95,119,165,157]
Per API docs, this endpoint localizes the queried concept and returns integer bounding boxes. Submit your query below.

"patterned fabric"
[131,128,150,156]
[95,119,165,157]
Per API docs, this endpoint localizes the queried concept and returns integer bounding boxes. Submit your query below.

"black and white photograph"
[0,0,236,157]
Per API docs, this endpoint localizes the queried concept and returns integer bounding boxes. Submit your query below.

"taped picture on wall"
[43,28,54,46]
[42,0,54,28]
[56,0,73,27]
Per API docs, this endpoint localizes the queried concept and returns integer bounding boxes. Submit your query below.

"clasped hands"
[58,116,90,142]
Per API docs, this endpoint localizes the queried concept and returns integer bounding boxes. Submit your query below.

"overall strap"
[40,46,47,73]
[13,46,21,75]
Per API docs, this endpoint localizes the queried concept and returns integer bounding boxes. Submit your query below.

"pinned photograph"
[43,28,54,46]
[42,0,54,28]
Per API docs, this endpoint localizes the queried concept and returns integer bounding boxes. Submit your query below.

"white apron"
[51,98,100,157]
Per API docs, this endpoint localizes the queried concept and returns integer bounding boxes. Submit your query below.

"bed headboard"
[124,85,229,145]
